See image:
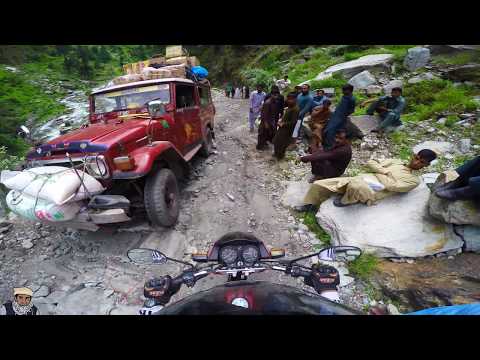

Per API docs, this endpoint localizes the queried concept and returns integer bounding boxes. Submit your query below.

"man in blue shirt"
[293,84,317,139]
[323,84,356,150]
[248,84,266,133]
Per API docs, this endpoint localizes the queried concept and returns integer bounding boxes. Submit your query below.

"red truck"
[22,77,215,230]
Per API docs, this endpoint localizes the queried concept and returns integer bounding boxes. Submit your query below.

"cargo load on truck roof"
[116,45,206,87]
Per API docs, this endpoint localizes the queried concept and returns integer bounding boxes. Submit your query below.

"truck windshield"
[93,84,170,114]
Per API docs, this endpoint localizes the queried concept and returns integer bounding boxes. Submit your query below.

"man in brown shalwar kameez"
[300,129,352,183]
[257,96,277,150]
[257,86,285,150]
[308,99,332,152]
[273,92,300,159]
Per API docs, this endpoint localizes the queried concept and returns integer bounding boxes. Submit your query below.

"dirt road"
[0,91,339,314]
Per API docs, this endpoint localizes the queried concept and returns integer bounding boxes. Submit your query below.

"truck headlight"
[85,155,110,178]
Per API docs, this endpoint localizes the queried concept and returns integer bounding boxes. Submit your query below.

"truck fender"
[113,141,189,180]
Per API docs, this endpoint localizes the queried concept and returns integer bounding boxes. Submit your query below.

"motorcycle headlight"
[86,155,110,178]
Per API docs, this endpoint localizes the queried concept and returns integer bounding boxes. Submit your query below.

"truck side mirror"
[147,100,166,119]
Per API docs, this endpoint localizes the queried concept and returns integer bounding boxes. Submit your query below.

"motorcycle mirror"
[127,248,168,265]
[147,100,166,119]
[318,246,362,262]
[269,248,285,259]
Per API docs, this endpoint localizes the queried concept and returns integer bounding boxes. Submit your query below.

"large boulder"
[413,141,455,155]
[444,64,480,83]
[407,72,439,84]
[404,47,431,71]
[348,70,377,90]
[315,181,463,258]
[428,45,480,55]
[460,225,480,253]
[349,115,381,135]
[428,175,480,226]
[365,85,383,95]
[300,54,393,85]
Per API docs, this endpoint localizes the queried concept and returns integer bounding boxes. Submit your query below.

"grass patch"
[297,209,331,246]
[403,79,478,121]
[342,45,413,63]
[347,253,379,281]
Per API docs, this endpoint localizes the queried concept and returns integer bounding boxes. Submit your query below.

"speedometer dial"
[241,246,259,266]
[219,246,239,266]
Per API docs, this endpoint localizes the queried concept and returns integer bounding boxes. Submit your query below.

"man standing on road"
[257,96,277,150]
[273,92,300,159]
[293,84,315,140]
[1,287,39,315]
[249,84,266,133]
[322,84,356,150]
[265,85,285,128]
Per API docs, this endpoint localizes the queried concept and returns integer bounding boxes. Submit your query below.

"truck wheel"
[199,127,213,157]
[144,168,179,227]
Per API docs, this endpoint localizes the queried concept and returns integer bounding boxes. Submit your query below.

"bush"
[240,68,274,89]
[309,73,346,90]
[0,146,21,171]
[403,79,478,121]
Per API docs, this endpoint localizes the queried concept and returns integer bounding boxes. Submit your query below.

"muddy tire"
[199,127,213,157]
[144,168,179,227]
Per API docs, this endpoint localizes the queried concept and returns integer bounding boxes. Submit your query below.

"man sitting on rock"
[303,149,437,207]
[300,129,352,184]
[435,155,480,202]
[367,87,406,133]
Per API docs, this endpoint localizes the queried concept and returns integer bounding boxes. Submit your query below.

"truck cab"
[24,77,215,230]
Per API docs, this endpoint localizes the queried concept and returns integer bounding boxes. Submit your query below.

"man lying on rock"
[303,149,437,207]
[300,129,352,184]
[435,155,480,202]
[364,87,406,133]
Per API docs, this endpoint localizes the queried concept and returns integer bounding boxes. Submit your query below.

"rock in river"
[316,182,464,258]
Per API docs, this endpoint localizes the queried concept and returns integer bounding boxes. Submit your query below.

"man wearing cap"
[1,287,39,315]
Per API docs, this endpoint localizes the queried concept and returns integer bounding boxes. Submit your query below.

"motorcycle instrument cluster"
[218,244,260,267]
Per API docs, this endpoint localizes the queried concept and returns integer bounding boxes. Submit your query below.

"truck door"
[198,85,215,134]
[174,83,202,155]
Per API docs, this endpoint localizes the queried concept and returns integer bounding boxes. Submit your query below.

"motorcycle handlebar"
[168,263,314,293]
